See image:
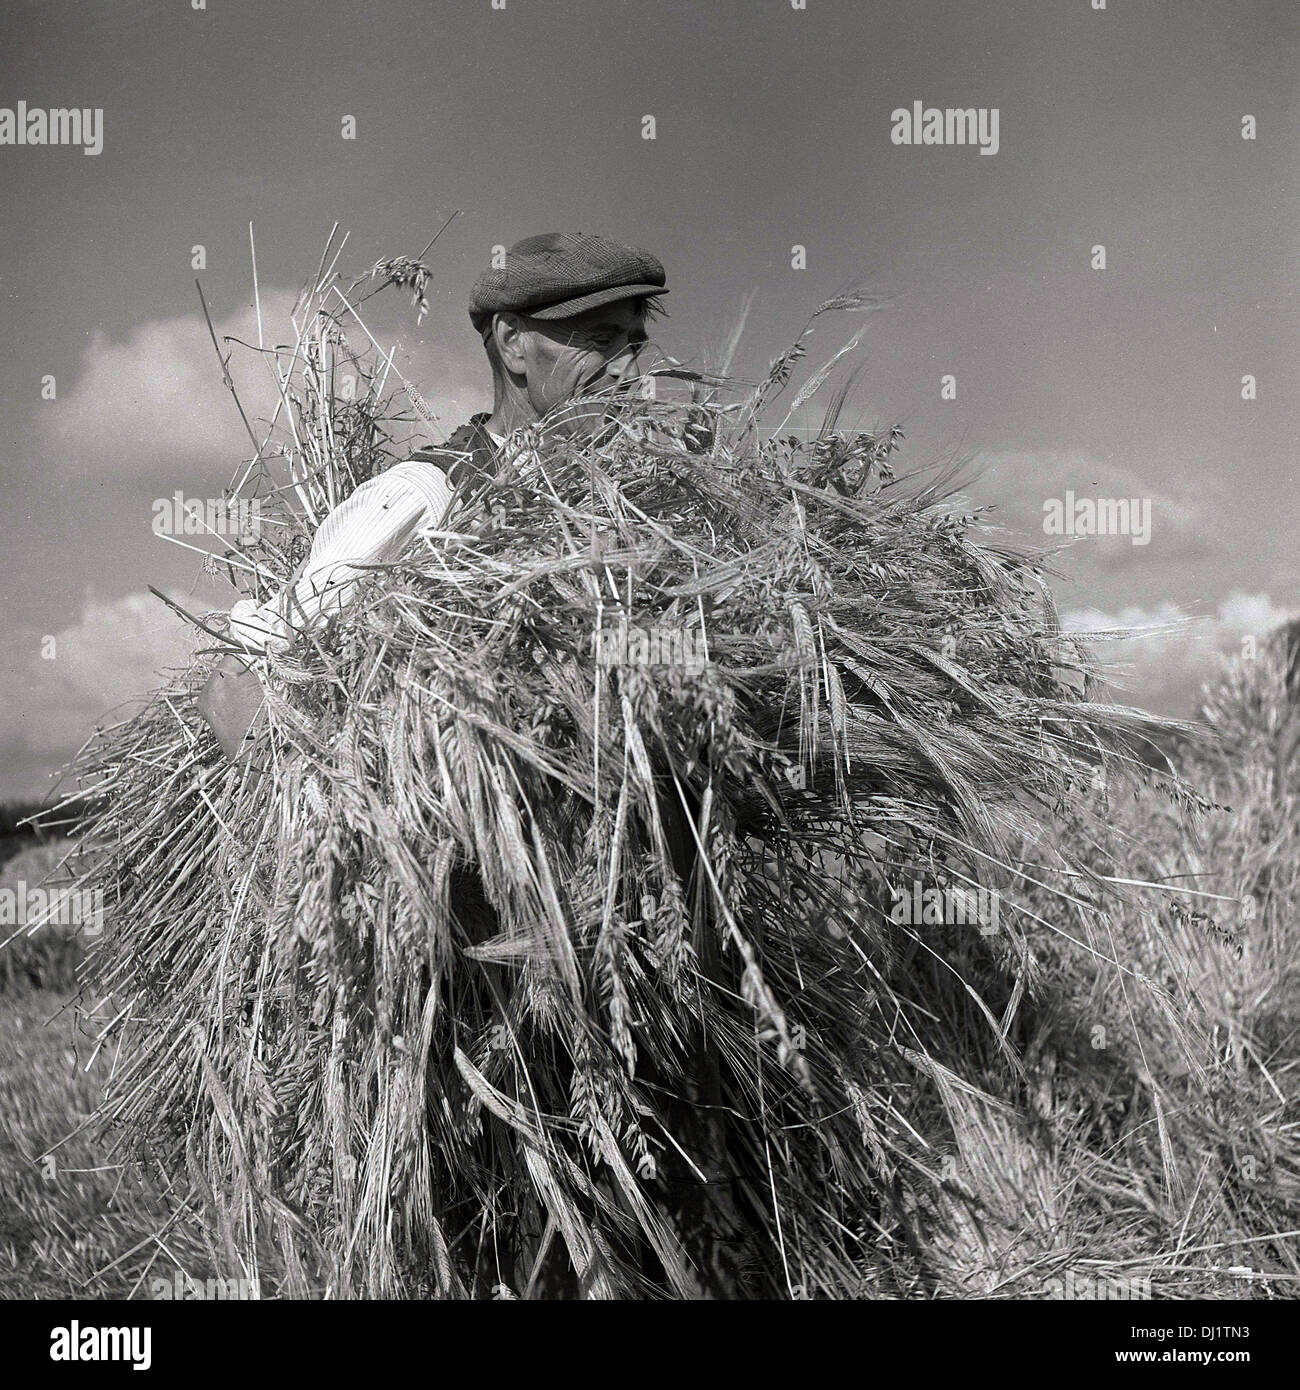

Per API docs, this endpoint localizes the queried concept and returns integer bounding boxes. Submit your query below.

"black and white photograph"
[0,0,1295,1352]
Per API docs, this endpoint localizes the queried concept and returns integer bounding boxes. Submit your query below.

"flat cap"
[469,232,668,334]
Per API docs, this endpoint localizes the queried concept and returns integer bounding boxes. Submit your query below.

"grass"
[0,983,213,1300]
[0,840,83,993]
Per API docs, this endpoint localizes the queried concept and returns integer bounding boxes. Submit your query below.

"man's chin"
[545,402,617,444]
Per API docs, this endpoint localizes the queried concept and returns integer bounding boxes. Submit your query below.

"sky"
[1,0,1297,801]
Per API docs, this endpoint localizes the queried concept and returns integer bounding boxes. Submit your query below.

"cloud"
[1063,591,1294,717]
[36,292,309,480]
[35,287,492,482]
[968,449,1216,574]
[0,589,198,799]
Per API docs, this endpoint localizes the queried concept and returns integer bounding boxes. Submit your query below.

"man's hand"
[196,653,266,761]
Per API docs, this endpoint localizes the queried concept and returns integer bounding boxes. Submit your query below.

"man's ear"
[492,313,529,376]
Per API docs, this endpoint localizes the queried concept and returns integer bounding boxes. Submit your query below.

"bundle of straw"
[58,252,1199,1298]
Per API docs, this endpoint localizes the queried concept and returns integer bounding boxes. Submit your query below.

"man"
[198,231,669,758]
[195,234,745,1292]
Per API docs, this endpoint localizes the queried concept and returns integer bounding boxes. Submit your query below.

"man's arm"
[197,460,453,759]
[229,460,454,652]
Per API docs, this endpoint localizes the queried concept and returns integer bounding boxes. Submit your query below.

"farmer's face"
[500,300,650,430]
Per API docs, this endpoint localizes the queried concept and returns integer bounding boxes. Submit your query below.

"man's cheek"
[544,350,580,398]
[528,348,563,407]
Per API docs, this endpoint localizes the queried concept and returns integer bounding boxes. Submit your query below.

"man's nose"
[601,343,644,387]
